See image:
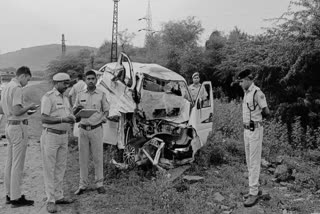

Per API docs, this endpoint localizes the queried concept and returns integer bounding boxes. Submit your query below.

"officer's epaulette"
[44,89,55,97]
[95,87,104,93]
[79,88,87,93]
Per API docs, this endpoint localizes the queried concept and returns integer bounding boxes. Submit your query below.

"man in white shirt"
[68,73,86,107]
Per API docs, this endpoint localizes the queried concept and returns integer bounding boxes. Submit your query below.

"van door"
[117,52,136,90]
[188,81,213,146]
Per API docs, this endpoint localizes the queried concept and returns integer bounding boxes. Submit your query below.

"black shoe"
[244,195,259,207]
[5,195,11,204]
[46,202,57,213]
[74,188,86,195]
[11,195,34,208]
[243,189,262,199]
[97,186,106,194]
[55,197,75,204]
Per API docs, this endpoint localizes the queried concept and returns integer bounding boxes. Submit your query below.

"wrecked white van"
[75,53,213,169]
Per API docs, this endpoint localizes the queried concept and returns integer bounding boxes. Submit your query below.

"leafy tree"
[160,16,204,73]
[95,40,111,66]
[46,49,92,80]
[228,27,250,43]
[118,29,136,53]
[144,33,163,63]
[202,31,227,91]
[269,0,320,39]
[178,46,204,81]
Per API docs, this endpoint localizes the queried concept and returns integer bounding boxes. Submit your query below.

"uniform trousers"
[40,130,68,203]
[4,124,29,200]
[244,126,263,196]
[79,126,104,188]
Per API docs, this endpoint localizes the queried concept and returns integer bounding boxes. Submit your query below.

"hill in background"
[0,44,97,72]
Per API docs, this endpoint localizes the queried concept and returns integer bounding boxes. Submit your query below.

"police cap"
[236,69,253,80]
[53,73,71,81]
[192,72,200,79]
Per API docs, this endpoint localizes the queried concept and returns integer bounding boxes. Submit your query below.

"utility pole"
[61,34,66,56]
[146,0,152,36]
[111,0,120,62]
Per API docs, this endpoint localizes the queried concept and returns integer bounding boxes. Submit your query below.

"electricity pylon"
[61,34,66,56]
[111,0,120,62]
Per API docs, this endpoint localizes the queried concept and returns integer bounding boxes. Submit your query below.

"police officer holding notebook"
[40,72,76,213]
[73,70,109,195]
[2,66,38,208]
[236,68,270,207]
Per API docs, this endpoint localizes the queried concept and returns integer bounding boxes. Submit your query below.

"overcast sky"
[0,0,291,54]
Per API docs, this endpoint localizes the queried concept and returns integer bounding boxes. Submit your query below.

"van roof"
[99,62,186,82]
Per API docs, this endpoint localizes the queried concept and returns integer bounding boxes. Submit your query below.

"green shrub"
[194,142,227,167]
[262,118,292,159]
[289,117,320,151]
[212,99,243,141]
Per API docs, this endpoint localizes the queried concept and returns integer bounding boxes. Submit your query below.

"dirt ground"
[0,139,53,214]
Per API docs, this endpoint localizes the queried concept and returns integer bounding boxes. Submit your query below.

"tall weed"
[263,118,292,159]
[290,117,320,151]
[211,99,243,141]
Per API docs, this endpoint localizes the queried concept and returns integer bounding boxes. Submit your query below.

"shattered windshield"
[139,75,192,122]
[142,76,191,101]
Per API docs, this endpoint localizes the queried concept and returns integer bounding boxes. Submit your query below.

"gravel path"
[0,139,48,214]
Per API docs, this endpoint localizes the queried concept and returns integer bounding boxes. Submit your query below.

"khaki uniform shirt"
[242,83,268,123]
[68,80,86,99]
[41,87,72,131]
[188,83,208,101]
[1,78,28,121]
[74,88,109,126]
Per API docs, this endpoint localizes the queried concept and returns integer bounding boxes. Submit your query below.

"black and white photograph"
[1,0,320,213]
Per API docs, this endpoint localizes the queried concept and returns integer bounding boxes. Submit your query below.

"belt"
[45,128,67,135]
[79,123,102,131]
[8,119,28,125]
[243,121,262,130]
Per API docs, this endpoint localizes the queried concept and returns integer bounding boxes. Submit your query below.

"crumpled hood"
[139,90,190,123]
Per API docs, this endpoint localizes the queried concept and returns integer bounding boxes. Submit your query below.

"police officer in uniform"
[188,72,208,102]
[236,69,270,207]
[40,73,76,213]
[2,66,38,208]
[68,73,86,107]
[73,70,109,195]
